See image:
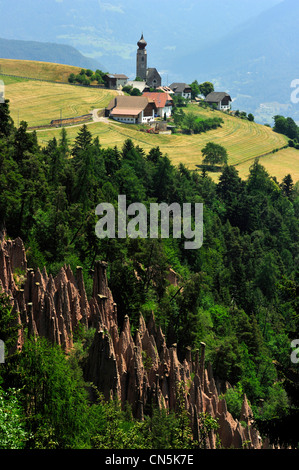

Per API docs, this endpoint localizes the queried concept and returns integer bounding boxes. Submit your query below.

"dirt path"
[91,109,103,122]
[33,89,124,131]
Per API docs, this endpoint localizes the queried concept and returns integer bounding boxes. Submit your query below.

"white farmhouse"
[105,95,157,124]
[205,92,232,111]
[169,82,192,100]
[142,92,173,118]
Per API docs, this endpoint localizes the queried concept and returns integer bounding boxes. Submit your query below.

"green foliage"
[165,274,202,355]
[68,68,106,86]
[0,99,14,137]
[1,101,299,448]
[122,85,142,96]
[91,381,218,449]
[212,336,243,385]
[90,396,183,450]
[131,87,142,96]
[254,364,299,448]
[0,290,20,357]
[257,383,289,420]
[90,397,139,449]
[172,108,223,135]
[198,81,214,97]
[197,412,219,448]
[280,174,294,199]
[172,94,188,108]
[221,382,247,420]
[0,387,28,449]
[273,114,299,140]
[189,80,200,99]
[202,142,228,165]
[14,337,92,448]
[122,84,133,94]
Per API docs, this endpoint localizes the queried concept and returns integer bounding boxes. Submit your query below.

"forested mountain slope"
[0,98,298,449]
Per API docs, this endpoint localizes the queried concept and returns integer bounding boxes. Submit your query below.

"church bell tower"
[136,33,147,81]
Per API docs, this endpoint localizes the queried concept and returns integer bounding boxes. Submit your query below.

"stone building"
[136,34,161,89]
[104,73,128,90]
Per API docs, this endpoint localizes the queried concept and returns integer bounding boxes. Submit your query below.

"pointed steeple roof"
[137,33,147,50]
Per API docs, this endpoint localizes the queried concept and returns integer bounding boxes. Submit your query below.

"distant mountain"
[0,37,106,71]
[0,0,281,81]
[174,0,299,124]
[1,0,295,123]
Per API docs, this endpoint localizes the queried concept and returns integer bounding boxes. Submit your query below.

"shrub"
[0,387,28,449]
[221,382,246,420]
[16,337,92,448]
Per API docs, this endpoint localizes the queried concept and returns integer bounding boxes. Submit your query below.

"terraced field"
[3,79,117,127]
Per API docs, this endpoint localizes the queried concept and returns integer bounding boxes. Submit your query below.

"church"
[136,34,161,89]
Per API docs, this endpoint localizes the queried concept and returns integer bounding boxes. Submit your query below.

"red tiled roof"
[142,92,173,108]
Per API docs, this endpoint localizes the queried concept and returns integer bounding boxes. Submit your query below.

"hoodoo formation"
[0,237,268,449]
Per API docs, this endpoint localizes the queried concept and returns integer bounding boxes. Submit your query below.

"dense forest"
[0,98,299,449]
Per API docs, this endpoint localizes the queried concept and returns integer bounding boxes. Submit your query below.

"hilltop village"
[104,34,232,126]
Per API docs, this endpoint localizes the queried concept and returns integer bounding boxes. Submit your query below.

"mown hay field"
[34,103,298,182]
[0,74,29,85]
[36,105,288,158]
[235,147,299,183]
[3,79,117,127]
[3,67,298,183]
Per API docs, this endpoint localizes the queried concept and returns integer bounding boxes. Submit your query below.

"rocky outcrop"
[0,238,264,449]
[0,237,89,353]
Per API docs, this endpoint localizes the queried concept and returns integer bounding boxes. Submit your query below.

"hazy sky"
[2,0,298,124]
[0,0,283,76]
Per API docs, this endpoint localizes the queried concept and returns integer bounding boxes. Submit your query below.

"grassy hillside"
[3,79,117,127]
[235,146,299,183]
[36,104,288,159]
[35,104,297,183]
[0,58,82,82]
[2,58,298,183]
[0,75,29,85]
